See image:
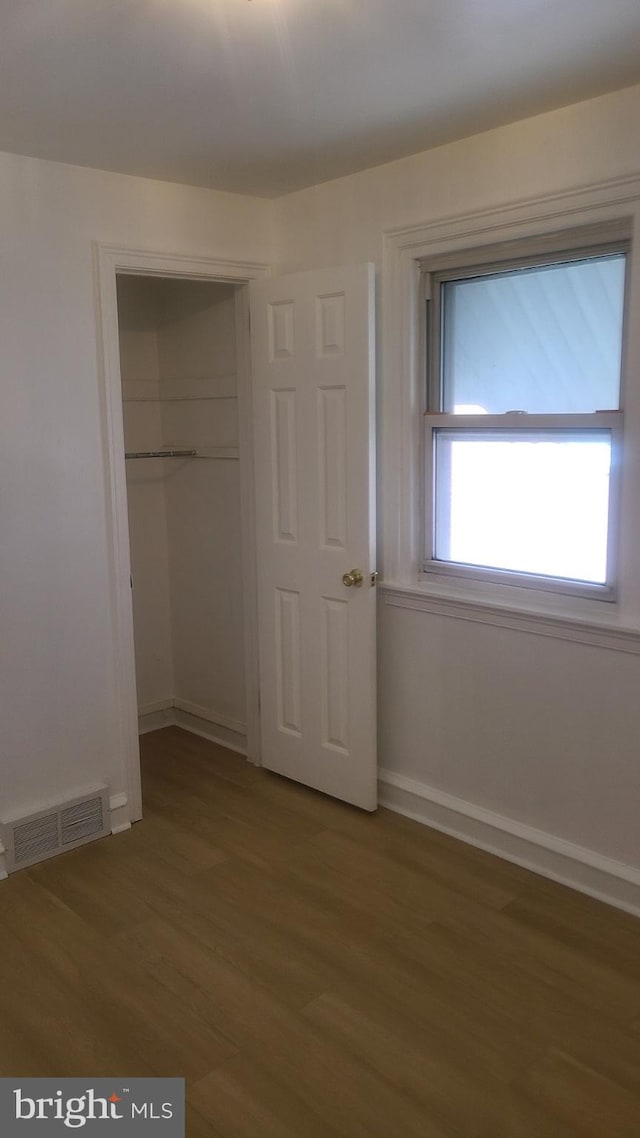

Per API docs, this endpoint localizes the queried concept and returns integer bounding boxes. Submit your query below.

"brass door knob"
[342,569,364,588]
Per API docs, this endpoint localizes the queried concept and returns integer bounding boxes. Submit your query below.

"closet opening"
[115,272,253,796]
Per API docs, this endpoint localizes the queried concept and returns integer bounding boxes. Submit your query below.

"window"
[422,229,628,598]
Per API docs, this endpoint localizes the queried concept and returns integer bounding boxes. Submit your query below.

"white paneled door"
[250,264,377,809]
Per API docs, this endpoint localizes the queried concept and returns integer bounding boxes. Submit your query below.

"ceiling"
[2,0,640,198]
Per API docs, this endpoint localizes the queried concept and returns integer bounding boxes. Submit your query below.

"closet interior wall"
[116,274,247,753]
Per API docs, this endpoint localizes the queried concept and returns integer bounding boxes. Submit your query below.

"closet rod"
[125,449,197,460]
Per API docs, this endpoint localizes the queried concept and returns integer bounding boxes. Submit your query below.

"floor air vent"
[1,787,109,872]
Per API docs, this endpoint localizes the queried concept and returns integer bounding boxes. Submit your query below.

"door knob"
[342,568,364,588]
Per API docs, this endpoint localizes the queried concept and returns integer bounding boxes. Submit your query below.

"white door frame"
[95,244,270,822]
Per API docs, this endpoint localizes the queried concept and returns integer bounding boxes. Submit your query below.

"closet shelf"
[122,394,237,403]
[125,447,239,461]
[125,449,197,460]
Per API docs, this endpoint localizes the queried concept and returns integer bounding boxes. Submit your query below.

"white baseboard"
[138,698,174,716]
[379,768,640,918]
[173,698,246,737]
[137,699,248,756]
[109,791,132,835]
[138,707,176,735]
[173,708,247,756]
[138,698,247,740]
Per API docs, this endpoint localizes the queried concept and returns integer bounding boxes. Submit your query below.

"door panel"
[251,264,376,809]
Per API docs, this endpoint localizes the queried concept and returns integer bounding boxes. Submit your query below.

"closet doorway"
[97,247,269,822]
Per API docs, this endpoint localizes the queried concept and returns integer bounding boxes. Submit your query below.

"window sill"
[379,578,640,655]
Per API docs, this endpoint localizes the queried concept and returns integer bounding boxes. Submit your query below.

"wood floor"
[2,728,640,1136]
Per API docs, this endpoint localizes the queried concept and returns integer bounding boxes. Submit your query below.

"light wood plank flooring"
[2,726,640,1136]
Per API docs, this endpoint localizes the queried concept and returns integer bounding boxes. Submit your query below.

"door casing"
[95,244,270,823]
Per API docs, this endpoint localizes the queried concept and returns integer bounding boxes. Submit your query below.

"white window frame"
[424,413,623,600]
[420,230,629,601]
[381,180,640,626]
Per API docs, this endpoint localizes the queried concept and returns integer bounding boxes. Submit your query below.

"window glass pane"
[442,255,625,414]
[433,430,611,584]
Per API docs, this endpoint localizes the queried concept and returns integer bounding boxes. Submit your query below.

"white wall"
[0,150,273,824]
[275,84,640,881]
[378,601,640,866]
[275,85,640,272]
[158,281,247,737]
